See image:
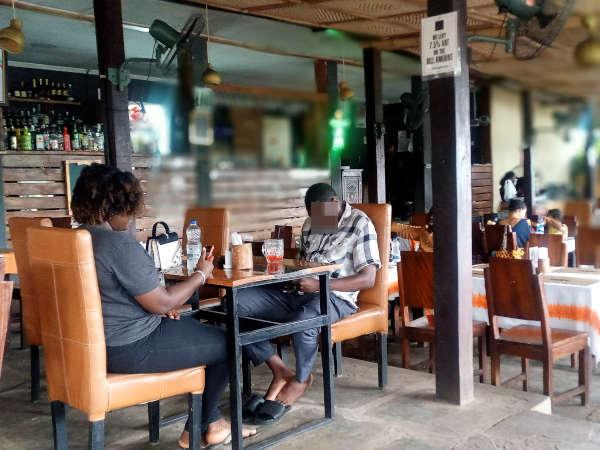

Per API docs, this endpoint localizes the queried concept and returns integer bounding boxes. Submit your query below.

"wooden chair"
[472,222,486,263]
[410,212,429,227]
[529,233,568,267]
[331,203,391,389]
[563,215,578,237]
[183,207,230,309]
[27,227,205,450]
[484,258,589,405]
[183,207,230,256]
[397,252,487,382]
[8,217,53,402]
[0,258,13,380]
[576,226,600,267]
[271,225,294,250]
[564,200,593,227]
[484,224,517,254]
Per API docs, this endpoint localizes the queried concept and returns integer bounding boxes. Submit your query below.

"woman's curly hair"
[71,163,145,225]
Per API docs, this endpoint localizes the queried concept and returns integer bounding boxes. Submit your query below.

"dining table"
[388,263,600,364]
[164,258,341,450]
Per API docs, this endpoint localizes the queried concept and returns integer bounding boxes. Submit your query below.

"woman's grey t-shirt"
[82,224,161,347]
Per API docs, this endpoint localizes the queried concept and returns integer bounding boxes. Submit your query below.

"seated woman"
[71,164,255,449]
[499,198,530,248]
[545,208,569,239]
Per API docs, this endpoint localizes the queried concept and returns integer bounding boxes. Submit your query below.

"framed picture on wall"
[0,51,7,107]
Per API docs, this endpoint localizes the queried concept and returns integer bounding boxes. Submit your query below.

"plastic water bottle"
[186,220,202,272]
[536,216,545,234]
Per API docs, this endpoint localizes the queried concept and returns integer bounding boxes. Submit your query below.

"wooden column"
[327,62,341,195]
[428,0,474,405]
[521,90,534,213]
[583,104,596,201]
[364,48,386,204]
[93,0,132,170]
[412,76,433,212]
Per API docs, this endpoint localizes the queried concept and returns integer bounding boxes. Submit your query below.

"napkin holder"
[232,243,253,270]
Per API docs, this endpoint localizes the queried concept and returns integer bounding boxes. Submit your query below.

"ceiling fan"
[469,0,574,60]
[109,14,205,90]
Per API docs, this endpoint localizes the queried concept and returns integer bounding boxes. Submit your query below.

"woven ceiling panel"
[333,20,417,37]
[260,4,356,25]
[205,0,288,9]
[319,0,424,18]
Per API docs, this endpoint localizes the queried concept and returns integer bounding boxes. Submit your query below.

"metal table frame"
[195,270,335,450]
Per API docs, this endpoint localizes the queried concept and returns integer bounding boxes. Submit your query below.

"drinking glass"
[262,239,284,263]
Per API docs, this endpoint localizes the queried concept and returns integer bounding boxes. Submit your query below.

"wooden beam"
[212,83,328,103]
[521,90,534,213]
[363,48,386,204]
[93,0,132,170]
[326,61,341,195]
[428,0,474,405]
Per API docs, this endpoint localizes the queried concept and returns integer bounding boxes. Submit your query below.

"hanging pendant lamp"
[202,4,221,86]
[575,15,600,68]
[338,58,354,101]
[0,1,24,54]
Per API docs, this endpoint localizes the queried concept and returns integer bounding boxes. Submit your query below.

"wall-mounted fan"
[469,0,574,60]
[108,14,205,90]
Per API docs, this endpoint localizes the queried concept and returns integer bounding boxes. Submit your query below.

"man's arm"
[298,265,376,293]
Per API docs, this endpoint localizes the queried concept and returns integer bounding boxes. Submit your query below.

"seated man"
[238,183,381,423]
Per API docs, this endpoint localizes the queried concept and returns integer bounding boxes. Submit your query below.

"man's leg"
[291,295,356,383]
[236,285,298,399]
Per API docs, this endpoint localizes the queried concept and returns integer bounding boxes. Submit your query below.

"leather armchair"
[27,227,205,450]
[331,203,391,389]
[8,217,53,402]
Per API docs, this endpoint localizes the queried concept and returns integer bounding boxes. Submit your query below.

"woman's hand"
[165,309,181,320]
[195,246,215,279]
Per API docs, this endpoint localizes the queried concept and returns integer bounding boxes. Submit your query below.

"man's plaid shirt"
[300,202,381,307]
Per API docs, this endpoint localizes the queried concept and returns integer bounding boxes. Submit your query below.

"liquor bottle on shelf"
[37,78,44,99]
[20,81,27,98]
[86,126,95,151]
[62,126,71,152]
[49,125,60,151]
[26,79,33,99]
[35,124,45,150]
[95,124,104,151]
[71,123,81,150]
[50,82,56,100]
[7,122,17,150]
[21,126,32,151]
[66,83,74,102]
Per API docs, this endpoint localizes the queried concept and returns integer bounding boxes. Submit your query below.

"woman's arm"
[135,248,214,315]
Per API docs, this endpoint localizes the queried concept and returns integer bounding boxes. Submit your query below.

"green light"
[329,109,350,153]
[324,28,343,38]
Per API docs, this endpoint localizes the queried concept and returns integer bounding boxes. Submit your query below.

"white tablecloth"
[389,265,600,363]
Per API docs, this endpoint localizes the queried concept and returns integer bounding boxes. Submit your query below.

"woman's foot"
[178,419,257,448]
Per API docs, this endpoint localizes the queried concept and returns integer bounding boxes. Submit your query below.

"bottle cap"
[190,219,198,225]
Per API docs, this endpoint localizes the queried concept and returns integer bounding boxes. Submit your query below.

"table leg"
[225,287,243,450]
[318,274,334,419]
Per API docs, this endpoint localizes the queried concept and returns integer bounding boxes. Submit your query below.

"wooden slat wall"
[144,159,329,241]
[471,164,493,216]
[1,151,153,245]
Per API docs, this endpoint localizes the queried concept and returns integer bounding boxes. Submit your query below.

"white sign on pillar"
[421,11,462,79]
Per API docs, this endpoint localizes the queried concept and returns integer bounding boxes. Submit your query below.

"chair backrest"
[8,217,53,345]
[472,222,486,262]
[529,233,568,267]
[183,207,230,256]
[484,257,550,344]
[410,212,428,227]
[0,280,14,379]
[576,226,600,266]
[271,225,293,249]
[399,251,434,310]
[564,200,592,227]
[27,227,108,415]
[353,204,391,313]
[48,216,73,228]
[563,215,578,237]
[484,224,517,253]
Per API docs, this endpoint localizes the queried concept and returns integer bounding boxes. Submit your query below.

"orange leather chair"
[8,217,53,402]
[27,227,205,450]
[183,207,230,309]
[183,207,230,256]
[331,203,391,389]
